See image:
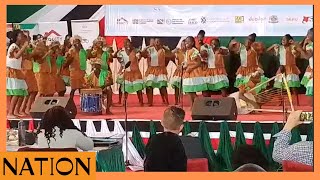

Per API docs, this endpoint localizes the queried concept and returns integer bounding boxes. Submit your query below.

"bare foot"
[25,110,30,115]
[19,112,28,117]
[7,114,17,119]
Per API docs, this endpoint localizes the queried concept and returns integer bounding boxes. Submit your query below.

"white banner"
[105,5,313,37]
[38,21,68,46]
[71,20,100,50]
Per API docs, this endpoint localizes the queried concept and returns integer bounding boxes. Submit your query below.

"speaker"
[30,97,77,119]
[180,136,206,159]
[191,97,237,120]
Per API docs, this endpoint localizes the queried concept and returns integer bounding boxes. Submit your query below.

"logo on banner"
[117,17,128,24]
[286,17,299,23]
[44,30,62,44]
[235,16,244,23]
[269,15,279,23]
[202,17,231,23]
[132,19,153,24]
[188,19,198,25]
[166,19,172,24]
[157,19,164,24]
[201,17,206,24]
[302,16,313,24]
[248,16,267,23]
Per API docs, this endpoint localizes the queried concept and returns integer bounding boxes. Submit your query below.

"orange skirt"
[38,72,55,95]
[22,70,38,93]
[70,70,85,89]
[51,74,66,93]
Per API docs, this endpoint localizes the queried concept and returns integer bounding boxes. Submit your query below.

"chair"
[187,158,209,172]
[17,147,78,152]
[282,160,313,172]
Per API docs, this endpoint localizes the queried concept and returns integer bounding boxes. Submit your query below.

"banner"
[71,20,100,49]
[105,5,313,37]
[6,23,39,38]
[38,21,68,46]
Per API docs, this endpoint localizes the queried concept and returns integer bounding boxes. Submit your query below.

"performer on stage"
[117,39,144,106]
[195,30,205,50]
[50,41,67,97]
[200,38,229,97]
[87,37,114,114]
[6,30,29,118]
[298,28,313,103]
[171,39,186,105]
[60,35,72,87]
[143,38,169,106]
[267,34,301,105]
[183,36,208,108]
[229,33,268,94]
[64,35,87,101]
[20,33,38,116]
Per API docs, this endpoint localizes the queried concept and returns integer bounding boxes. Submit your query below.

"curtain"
[253,122,269,161]
[216,121,233,171]
[268,123,280,171]
[235,122,246,148]
[132,123,146,158]
[96,146,125,172]
[183,121,191,136]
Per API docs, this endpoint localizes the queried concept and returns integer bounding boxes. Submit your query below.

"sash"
[79,49,87,71]
[279,45,286,65]
[46,55,52,73]
[99,51,109,86]
[56,56,66,69]
[239,44,247,67]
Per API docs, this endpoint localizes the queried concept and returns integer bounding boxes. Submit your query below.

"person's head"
[10,30,24,45]
[211,38,220,48]
[37,106,79,146]
[180,39,186,50]
[234,164,266,172]
[124,39,132,50]
[161,106,185,133]
[65,34,71,41]
[307,28,314,41]
[37,34,43,41]
[282,34,294,46]
[232,144,269,171]
[185,36,196,50]
[245,33,256,48]
[154,38,161,48]
[72,35,83,50]
[149,38,155,46]
[197,30,205,44]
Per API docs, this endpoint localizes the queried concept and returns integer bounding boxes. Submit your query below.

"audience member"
[234,163,266,172]
[144,106,187,171]
[36,106,94,151]
[273,110,313,166]
[232,144,269,171]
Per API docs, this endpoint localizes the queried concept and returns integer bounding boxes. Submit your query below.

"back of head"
[198,30,205,36]
[232,144,269,171]
[162,106,185,131]
[234,163,266,172]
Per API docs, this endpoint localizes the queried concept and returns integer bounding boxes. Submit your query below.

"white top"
[200,44,216,68]
[117,49,131,71]
[6,43,22,69]
[37,127,94,151]
[147,47,159,66]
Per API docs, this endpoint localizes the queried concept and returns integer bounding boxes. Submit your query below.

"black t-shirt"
[144,132,187,172]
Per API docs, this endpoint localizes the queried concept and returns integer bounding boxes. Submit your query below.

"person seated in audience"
[144,106,187,171]
[232,144,269,171]
[36,106,94,151]
[234,163,266,172]
[273,110,313,166]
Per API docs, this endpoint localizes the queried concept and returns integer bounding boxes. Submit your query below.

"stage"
[73,94,312,122]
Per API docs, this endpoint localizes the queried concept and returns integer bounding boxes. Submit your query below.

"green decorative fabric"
[26,47,33,54]
[56,56,65,69]
[149,120,157,137]
[96,146,125,172]
[183,121,191,136]
[79,49,87,71]
[33,62,40,73]
[46,55,51,72]
[253,122,269,161]
[307,122,314,141]
[306,85,313,96]
[145,80,168,89]
[98,70,108,87]
[274,80,301,89]
[268,123,280,171]
[183,84,208,93]
[198,121,220,171]
[132,124,146,159]
[235,122,246,149]
[101,51,109,71]
[290,127,302,145]
[216,121,233,171]
[6,89,28,96]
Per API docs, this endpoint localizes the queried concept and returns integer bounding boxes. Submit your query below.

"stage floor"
[73,94,312,122]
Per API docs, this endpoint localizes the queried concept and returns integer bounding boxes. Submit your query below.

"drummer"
[85,59,113,114]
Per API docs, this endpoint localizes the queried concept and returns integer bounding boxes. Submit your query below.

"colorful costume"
[301,42,313,96]
[170,49,185,89]
[6,43,28,96]
[21,47,38,93]
[51,55,66,93]
[117,49,144,93]
[145,47,168,88]
[200,45,229,91]
[273,45,300,88]
[183,48,208,92]
[67,48,87,90]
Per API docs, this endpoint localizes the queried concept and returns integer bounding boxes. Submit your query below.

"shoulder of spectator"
[273,129,291,138]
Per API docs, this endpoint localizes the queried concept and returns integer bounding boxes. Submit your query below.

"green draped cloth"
[56,56,65,69]
[253,122,269,161]
[216,121,233,171]
[268,123,280,171]
[149,120,157,137]
[98,51,109,87]
[46,55,51,72]
[235,122,246,149]
[290,127,302,145]
[79,49,87,71]
[96,146,125,172]
[198,121,220,171]
[132,124,146,159]
[183,121,191,136]
[307,122,314,141]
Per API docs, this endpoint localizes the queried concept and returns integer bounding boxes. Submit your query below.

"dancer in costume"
[229,33,268,94]
[142,38,169,106]
[64,35,87,101]
[87,37,114,114]
[200,38,229,97]
[298,28,313,103]
[60,35,72,86]
[267,34,301,105]
[171,39,186,105]
[183,36,208,108]
[20,33,38,116]
[6,30,29,118]
[116,39,144,106]
[195,30,206,50]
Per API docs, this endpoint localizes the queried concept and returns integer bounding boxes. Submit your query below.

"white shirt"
[37,127,94,151]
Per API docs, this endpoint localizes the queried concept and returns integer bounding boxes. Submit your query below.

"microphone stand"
[180,64,184,109]
[281,73,287,125]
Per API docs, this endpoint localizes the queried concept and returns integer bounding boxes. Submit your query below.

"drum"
[80,88,103,115]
